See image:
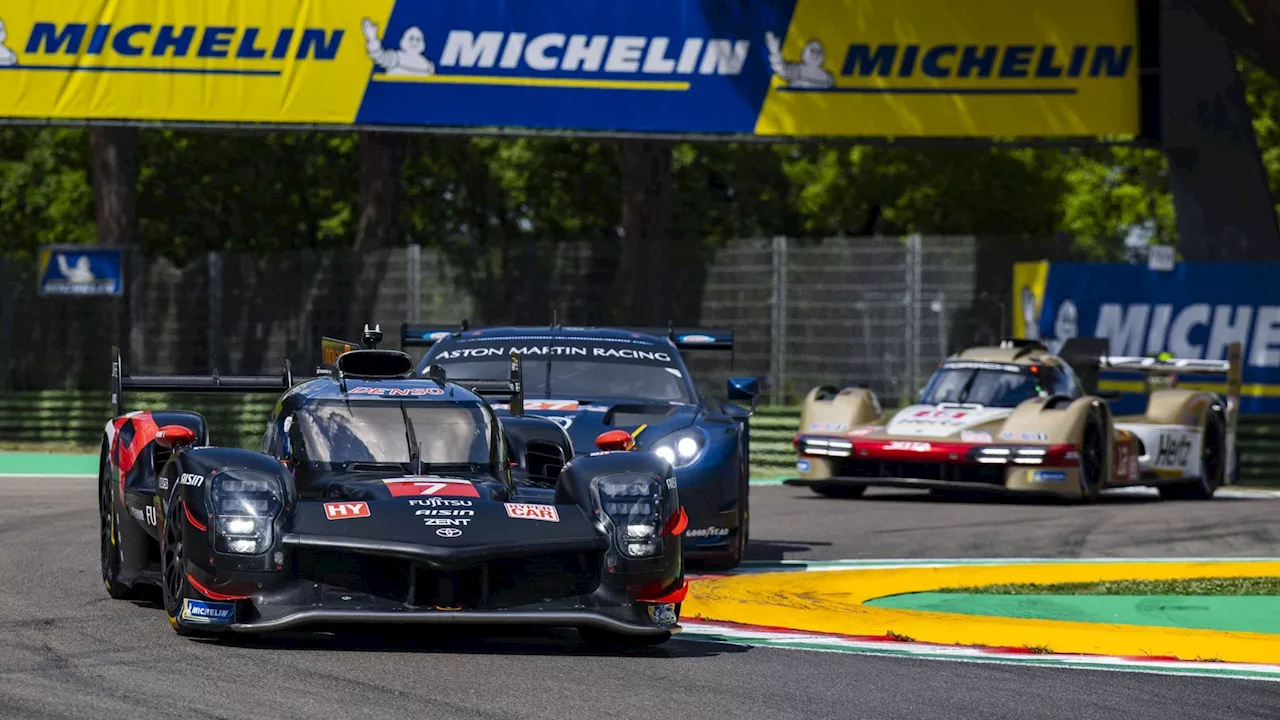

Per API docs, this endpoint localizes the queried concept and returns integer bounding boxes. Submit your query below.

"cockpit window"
[920,364,1045,408]
[288,400,492,468]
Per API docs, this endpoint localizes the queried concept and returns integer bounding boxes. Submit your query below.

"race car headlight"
[592,474,664,558]
[651,428,707,469]
[211,470,283,556]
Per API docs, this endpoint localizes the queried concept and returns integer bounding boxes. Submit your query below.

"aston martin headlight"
[211,470,282,556]
[592,474,664,558]
[651,428,707,468]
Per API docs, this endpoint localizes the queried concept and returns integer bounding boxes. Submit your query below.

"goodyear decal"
[0,0,1140,137]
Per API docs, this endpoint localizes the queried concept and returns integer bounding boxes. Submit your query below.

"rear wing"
[110,346,294,418]
[400,321,734,352]
[401,321,471,348]
[1061,337,1242,449]
[427,351,525,416]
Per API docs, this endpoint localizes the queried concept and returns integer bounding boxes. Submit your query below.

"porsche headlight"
[651,428,707,468]
[211,470,283,556]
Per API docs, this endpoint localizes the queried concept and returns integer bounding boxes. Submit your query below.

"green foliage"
[3,64,1279,260]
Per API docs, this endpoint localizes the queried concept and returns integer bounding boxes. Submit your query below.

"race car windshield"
[920,368,1044,408]
[430,359,691,402]
[290,401,492,468]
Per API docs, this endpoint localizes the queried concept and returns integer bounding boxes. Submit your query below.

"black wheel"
[1160,414,1224,501]
[1077,414,1104,503]
[812,484,866,499]
[99,440,132,599]
[161,497,211,637]
[578,626,672,649]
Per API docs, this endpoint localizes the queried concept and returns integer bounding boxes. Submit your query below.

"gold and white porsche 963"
[786,338,1241,502]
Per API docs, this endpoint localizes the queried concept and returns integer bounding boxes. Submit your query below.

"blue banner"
[37,245,123,297]
[1017,262,1280,414]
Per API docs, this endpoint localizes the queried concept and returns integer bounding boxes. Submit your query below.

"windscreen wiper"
[400,404,421,474]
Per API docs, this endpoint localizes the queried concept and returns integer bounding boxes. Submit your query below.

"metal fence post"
[407,243,422,325]
[208,251,223,373]
[934,292,948,359]
[0,258,10,390]
[905,235,923,401]
[769,236,788,406]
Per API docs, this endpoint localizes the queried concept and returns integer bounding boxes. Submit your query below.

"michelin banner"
[1014,261,1280,414]
[0,0,1140,137]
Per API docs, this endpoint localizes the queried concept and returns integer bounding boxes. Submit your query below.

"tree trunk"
[614,140,673,325]
[351,131,407,336]
[1166,0,1280,260]
[90,127,139,382]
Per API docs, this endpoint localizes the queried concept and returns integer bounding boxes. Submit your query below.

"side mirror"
[727,376,761,415]
[727,376,761,401]
[595,429,635,452]
[155,425,197,449]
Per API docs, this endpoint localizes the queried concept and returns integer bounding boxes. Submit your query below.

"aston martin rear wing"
[110,346,295,418]
[400,320,734,352]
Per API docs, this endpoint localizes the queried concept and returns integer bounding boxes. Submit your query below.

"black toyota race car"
[99,327,688,646]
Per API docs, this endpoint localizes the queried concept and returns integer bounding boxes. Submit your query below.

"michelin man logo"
[764,31,833,89]
[0,19,18,67]
[1021,287,1077,354]
[57,254,97,284]
[362,18,435,76]
[1050,299,1079,353]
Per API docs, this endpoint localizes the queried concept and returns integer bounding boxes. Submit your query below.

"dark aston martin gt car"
[401,322,761,569]
[99,327,688,646]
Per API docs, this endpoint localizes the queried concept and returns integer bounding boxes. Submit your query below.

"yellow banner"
[756,0,1140,137]
[0,0,392,124]
[1012,261,1050,340]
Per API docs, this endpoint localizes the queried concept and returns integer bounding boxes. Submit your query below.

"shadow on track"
[123,589,744,659]
[743,539,833,561]
[192,625,748,659]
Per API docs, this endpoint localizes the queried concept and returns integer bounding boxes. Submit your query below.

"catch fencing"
[1,236,1018,404]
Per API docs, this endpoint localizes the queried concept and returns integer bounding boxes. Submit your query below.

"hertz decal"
[0,0,1140,137]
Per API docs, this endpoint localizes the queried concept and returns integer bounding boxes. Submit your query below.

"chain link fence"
[1,236,1022,403]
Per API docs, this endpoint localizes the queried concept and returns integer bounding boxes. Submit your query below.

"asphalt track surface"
[3,477,1278,720]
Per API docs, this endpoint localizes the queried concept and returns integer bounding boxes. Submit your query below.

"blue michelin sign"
[37,246,124,297]
[1018,262,1280,414]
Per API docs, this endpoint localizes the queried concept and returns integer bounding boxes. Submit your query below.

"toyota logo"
[436,527,463,538]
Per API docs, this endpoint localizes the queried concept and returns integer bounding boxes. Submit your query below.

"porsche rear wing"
[400,321,734,352]
[110,346,295,418]
[1062,338,1242,479]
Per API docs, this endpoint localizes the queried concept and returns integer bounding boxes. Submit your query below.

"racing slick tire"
[1159,412,1225,501]
[1077,411,1106,503]
[161,496,215,637]
[811,484,866,499]
[578,626,672,649]
[99,439,132,599]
